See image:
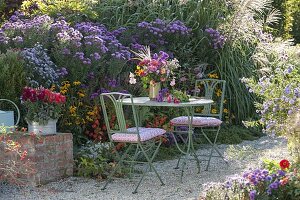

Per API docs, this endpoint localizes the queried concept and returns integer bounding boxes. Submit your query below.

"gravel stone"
[0,136,289,200]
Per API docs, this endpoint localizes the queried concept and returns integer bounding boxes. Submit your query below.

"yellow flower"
[87,111,95,116]
[216,89,222,97]
[62,81,71,88]
[223,108,229,114]
[135,69,144,76]
[211,108,217,114]
[69,106,77,114]
[73,81,81,86]
[50,85,56,91]
[208,73,219,79]
[78,102,83,106]
[136,66,141,70]
[60,89,68,95]
[77,91,85,98]
[195,107,203,113]
[86,116,93,122]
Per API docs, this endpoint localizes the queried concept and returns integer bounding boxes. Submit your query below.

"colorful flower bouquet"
[129,47,181,100]
[21,87,66,125]
[129,46,180,87]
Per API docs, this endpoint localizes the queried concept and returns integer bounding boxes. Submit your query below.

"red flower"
[279,159,290,170]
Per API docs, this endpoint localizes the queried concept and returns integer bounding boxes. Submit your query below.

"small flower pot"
[27,119,57,135]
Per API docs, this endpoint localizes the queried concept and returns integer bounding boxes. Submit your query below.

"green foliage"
[76,142,126,178]
[0,50,26,107]
[21,0,98,23]
[201,125,263,145]
[272,0,300,43]
[0,0,24,22]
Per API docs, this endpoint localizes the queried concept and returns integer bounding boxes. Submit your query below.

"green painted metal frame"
[121,96,213,182]
[99,92,164,194]
[172,79,227,171]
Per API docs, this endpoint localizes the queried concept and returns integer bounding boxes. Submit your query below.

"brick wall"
[1,132,73,186]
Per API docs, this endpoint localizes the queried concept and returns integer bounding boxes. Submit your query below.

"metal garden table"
[122,97,213,181]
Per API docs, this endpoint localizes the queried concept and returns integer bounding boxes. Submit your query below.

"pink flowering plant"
[21,87,66,124]
[129,46,180,87]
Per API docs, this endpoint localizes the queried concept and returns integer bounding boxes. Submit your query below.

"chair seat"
[111,127,166,142]
[170,116,222,127]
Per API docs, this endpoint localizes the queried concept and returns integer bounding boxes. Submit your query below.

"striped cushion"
[170,116,222,127]
[111,127,166,142]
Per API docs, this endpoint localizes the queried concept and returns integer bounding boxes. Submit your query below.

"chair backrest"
[99,92,140,142]
[194,79,226,119]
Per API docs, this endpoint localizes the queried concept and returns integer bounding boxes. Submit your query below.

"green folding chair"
[100,92,166,193]
[170,79,227,171]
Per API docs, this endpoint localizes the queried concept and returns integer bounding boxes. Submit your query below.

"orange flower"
[280,177,289,186]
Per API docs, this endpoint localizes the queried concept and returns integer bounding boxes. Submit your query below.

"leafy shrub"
[0,0,24,21]
[0,49,26,106]
[21,0,98,22]
[76,141,124,178]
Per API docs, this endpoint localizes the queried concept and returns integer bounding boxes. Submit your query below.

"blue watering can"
[0,99,20,133]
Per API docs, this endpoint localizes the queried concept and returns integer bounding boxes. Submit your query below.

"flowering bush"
[129,47,180,87]
[0,13,52,49]
[21,43,65,87]
[21,87,66,124]
[202,159,300,200]
[242,40,300,161]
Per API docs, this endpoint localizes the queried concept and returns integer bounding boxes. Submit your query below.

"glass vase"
[149,82,161,101]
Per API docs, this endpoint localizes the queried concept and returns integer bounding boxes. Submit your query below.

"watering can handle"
[0,99,20,126]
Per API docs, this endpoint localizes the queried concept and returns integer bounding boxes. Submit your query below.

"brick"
[1,132,73,186]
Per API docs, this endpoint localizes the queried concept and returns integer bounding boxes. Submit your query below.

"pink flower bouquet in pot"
[21,87,66,134]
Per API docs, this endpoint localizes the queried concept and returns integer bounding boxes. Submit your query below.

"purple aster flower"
[249,190,256,200]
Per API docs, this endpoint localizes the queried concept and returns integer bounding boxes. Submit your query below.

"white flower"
[170,78,176,86]
[129,72,137,84]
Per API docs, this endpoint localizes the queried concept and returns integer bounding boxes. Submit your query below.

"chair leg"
[132,140,165,193]
[140,141,165,185]
[200,126,225,171]
[102,144,133,190]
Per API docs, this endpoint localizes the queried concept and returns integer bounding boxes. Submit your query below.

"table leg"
[178,107,201,182]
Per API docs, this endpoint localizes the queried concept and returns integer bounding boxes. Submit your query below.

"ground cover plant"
[201,159,300,200]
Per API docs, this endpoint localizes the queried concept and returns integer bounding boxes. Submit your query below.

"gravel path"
[0,136,289,200]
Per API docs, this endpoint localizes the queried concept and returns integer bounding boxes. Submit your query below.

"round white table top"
[122,97,213,107]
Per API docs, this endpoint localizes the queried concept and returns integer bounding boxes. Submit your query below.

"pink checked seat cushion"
[170,116,222,127]
[111,127,166,142]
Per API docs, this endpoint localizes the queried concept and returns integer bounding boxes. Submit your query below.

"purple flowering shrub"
[50,19,131,83]
[202,160,300,200]
[205,28,226,49]
[0,12,52,49]
[21,43,64,87]
[130,18,191,53]
[242,43,300,137]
